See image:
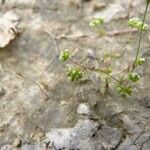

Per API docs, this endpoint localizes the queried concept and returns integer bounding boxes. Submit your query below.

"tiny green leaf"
[59,49,71,62]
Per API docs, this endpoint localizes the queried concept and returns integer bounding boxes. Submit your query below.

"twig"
[44,29,59,53]
[36,29,61,79]
[56,33,94,40]
[127,0,132,19]
[31,29,59,62]
[30,29,60,81]
[55,29,138,41]
[118,28,133,53]
[17,72,46,100]
[106,29,137,36]
[112,64,132,77]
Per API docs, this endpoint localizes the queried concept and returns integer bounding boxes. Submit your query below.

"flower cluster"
[136,57,145,66]
[116,85,132,97]
[67,68,83,81]
[129,73,140,82]
[89,17,104,27]
[59,49,71,62]
[128,18,148,30]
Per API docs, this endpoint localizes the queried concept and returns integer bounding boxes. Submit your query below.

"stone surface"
[46,119,99,150]
[0,0,150,149]
[46,119,122,150]
[0,11,20,48]
[143,96,150,108]
[0,86,5,97]
[142,141,150,150]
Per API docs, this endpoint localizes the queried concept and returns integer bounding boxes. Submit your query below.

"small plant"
[89,17,106,36]
[59,49,71,62]
[116,85,132,97]
[59,1,149,97]
[136,57,145,66]
[128,73,140,82]
[67,68,83,81]
[89,17,104,28]
[128,18,148,30]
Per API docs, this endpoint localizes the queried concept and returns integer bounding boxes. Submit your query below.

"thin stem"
[95,68,121,83]
[70,59,121,83]
[132,2,149,72]
[70,59,88,71]
[112,63,132,77]
[119,28,133,57]
[17,73,46,100]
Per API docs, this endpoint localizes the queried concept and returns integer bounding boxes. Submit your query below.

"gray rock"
[0,145,13,150]
[21,142,66,150]
[21,144,41,150]
[46,119,123,150]
[142,140,150,150]
[118,138,141,150]
[97,126,122,149]
[46,119,99,150]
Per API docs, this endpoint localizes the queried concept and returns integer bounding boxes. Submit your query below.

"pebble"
[0,86,5,97]
[77,103,90,115]
[60,101,67,106]
[13,138,21,148]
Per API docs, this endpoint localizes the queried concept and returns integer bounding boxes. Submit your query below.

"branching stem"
[70,59,121,83]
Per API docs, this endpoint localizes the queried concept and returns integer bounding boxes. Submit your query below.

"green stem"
[132,2,149,72]
[70,59,121,83]
[95,68,121,83]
